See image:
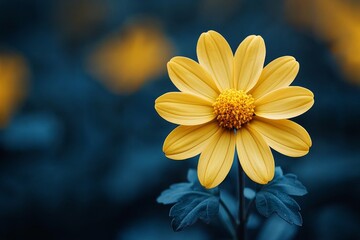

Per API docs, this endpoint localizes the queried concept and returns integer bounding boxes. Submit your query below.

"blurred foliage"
[257,214,298,240]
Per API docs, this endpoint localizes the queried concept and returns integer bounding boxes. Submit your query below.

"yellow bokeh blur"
[286,0,360,85]
[89,19,173,94]
[0,53,28,128]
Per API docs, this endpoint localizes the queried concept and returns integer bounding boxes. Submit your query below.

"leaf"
[264,167,307,196]
[255,167,307,226]
[157,182,193,204]
[157,169,220,231]
[169,195,219,231]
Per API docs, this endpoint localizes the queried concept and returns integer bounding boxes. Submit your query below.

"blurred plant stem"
[219,198,237,237]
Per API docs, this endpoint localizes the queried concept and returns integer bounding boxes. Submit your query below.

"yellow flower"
[0,53,28,128]
[155,31,314,188]
[286,0,360,84]
[89,20,173,94]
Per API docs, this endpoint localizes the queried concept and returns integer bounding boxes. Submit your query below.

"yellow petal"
[236,126,274,184]
[234,35,266,92]
[167,57,220,102]
[250,56,299,99]
[196,30,234,91]
[255,86,314,119]
[155,92,215,125]
[249,117,312,157]
[163,122,220,160]
[198,129,235,189]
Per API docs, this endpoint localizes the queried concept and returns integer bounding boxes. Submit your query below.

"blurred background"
[0,0,359,239]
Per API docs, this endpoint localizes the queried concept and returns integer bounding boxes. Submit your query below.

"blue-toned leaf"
[256,191,302,226]
[157,183,193,204]
[264,168,307,196]
[255,167,307,226]
[170,195,219,231]
[157,169,220,231]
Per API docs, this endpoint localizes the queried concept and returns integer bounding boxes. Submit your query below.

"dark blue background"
[0,0,359,239]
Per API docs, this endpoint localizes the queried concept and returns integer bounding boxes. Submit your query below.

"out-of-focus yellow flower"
[89,20,173,94]
[286,0,360,84]
[155,31,314,188]
[0,53,28,128]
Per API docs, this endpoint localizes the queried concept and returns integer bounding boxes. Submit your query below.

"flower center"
[213,89,255,130]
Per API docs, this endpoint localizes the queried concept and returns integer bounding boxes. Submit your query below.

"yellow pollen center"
[213,89,255,130]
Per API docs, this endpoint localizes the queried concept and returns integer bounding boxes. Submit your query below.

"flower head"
[155,31,314,188]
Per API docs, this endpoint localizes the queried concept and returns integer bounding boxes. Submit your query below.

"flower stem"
[236,156,246,240]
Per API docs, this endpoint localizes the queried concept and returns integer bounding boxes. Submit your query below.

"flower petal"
[255,86,314,119]
[155,92,215,125]
[167,57,220,102]
[198,129,235,189]
[196,30,234,91]
[236,126,274,184]
[249,117,312,157]
[163,121,220,160]
[250,56,299,99]
[234,35,266,92]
